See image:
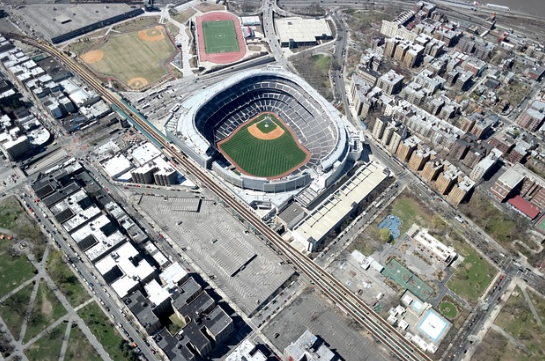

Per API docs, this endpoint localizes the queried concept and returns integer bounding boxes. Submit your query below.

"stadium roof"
[508,195,540,219]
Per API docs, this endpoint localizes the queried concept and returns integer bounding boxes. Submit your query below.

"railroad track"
[6,33,433,361]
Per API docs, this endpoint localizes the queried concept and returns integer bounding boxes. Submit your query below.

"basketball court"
[381,259,434,301]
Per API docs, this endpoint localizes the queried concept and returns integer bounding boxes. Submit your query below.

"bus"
[169,103,181,113]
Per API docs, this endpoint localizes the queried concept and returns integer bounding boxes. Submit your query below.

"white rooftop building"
[144,242,170,268]
[145,279,170,308]
[131,142,161,166]
[102,154,133,179]
[408,225,456,265]
[159,262,188,290]
[226,339,267,361]
[292,161,387,252]
[70,214,126,263]
[49,189,101,233]
[95,242,155,298]
[275,17,333,47]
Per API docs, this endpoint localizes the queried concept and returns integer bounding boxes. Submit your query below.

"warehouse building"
[275,17,333,48]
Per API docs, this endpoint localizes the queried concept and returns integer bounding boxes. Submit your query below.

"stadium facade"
[165,67,364,205]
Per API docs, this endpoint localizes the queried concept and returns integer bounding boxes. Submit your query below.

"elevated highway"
[5,32,433,361]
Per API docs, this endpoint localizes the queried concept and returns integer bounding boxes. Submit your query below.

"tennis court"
[202,20,240,54]
[535,214,545,234]
[381,259,434,301]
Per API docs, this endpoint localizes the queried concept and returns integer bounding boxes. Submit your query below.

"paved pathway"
[0,243,112,361]
[490,324,531,354]
[58,317,74,361]
[520,286,543,327]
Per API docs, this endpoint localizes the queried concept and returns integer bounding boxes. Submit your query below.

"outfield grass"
[24,281,67,343]
[46,250,88,307]
[495,287,545,358]
[202,20,239,54]
[84,26,176,87]
[78,302,130,361]
[218,113,309,178]
[25,323,65,361]
[0,283,33,340]
[447,241,496,305]
[439,302,457,319]
[113,17,160,34]
[64,325,103,361]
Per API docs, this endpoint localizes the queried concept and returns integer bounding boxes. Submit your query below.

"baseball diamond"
[217,113,311,179]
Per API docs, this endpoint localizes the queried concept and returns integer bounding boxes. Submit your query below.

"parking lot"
[139,194,294,315]
[262,288,392,361]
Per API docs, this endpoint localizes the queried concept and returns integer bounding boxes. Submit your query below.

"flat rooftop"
[417,310,449,342]
[131,141,161,166]
[14,3,135,40]
[70,214,126,262]
[293,161,387,244]
[275,17,332,44]
[95,242,154,281]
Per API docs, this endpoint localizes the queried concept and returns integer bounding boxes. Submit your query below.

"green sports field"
[81,26,176,89]
[202,20,240,54]
[217,114,310,178]
[381,259,434,301]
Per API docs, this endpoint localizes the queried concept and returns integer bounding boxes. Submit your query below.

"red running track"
[195,12,246,64]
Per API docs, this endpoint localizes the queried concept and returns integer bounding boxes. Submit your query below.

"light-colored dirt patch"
[41,291,53,318]
[128,77,148,89]
[248,123,285,140]
[138,26,166,42]
[194,3,225,12]
[80,50,104,63]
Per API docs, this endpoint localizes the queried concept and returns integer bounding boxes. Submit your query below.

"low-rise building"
[284,330,337,361]
[408,225,456,265]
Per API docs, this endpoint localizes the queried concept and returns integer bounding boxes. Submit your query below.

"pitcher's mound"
[128,77,148,89]
[81,50,104,64]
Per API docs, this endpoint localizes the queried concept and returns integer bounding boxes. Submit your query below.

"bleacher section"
[194,75,339,176]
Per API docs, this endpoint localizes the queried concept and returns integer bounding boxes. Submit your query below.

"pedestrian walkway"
[521,286,543,327]
[0,243,112,361]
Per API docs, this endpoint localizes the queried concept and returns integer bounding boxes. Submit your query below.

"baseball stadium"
[165,68,364,201]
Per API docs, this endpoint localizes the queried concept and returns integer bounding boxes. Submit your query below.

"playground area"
[381,259,434,301]
[378,214,401,239]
